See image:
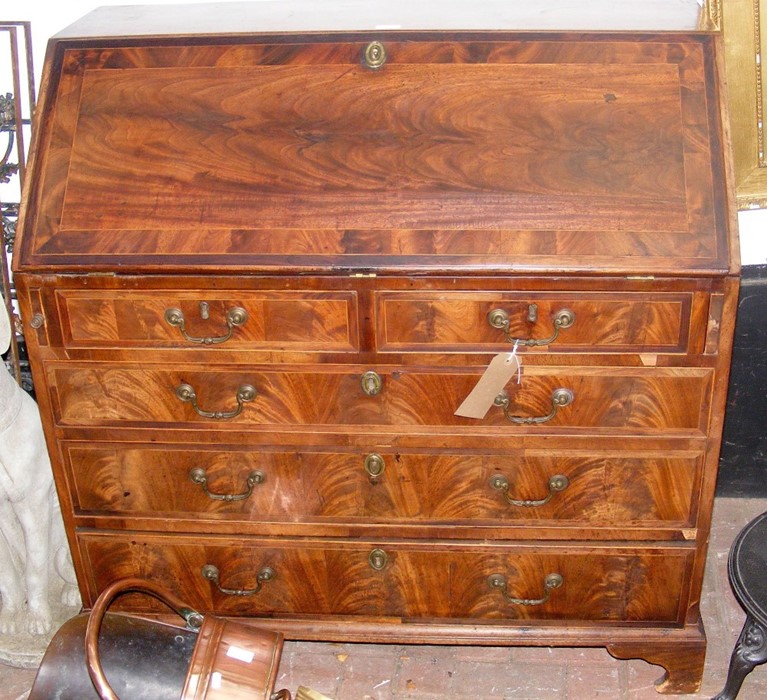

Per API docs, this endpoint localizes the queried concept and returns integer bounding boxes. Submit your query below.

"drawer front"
[376,291,694,353]
[54,289,359,351]
[79,534,690,623]
[48,363,712,434]
[65,443,702,532]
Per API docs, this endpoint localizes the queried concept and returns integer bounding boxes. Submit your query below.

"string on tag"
[506,340,522,384]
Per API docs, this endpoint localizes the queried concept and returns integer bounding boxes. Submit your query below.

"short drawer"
[376,291,696,353]
[53,289,359,351]
[47,363,712,435]
[79,534,691,623]
[64,443,703,536]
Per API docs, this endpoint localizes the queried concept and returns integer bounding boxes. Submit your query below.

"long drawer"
[46,363,712,434]
[64,442,703,535]
[78,533,692,623]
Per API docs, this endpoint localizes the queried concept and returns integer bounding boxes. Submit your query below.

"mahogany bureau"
[13,3,739,693]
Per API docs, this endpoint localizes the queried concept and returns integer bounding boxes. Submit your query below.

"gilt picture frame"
[717,0,767,209]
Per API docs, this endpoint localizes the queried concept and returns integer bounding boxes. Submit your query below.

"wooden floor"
[1,496,766,700]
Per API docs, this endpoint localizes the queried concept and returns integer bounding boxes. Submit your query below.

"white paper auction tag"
[454,344,522,419]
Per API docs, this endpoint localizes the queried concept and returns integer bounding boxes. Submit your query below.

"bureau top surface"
[15,8,736,277]
[52,1,711,37]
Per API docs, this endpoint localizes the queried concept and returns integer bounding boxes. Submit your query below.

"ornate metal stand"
[713,618,767,700]
[713,511,767,699]
[0,20,35,393]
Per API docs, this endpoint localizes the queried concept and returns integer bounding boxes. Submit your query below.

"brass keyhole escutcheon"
[362,41,387,69]
[361,370,383,396]
[364,453,386,480]
[368,548,388,571]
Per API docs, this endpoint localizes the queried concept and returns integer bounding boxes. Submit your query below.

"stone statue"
[0,302,79,661]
